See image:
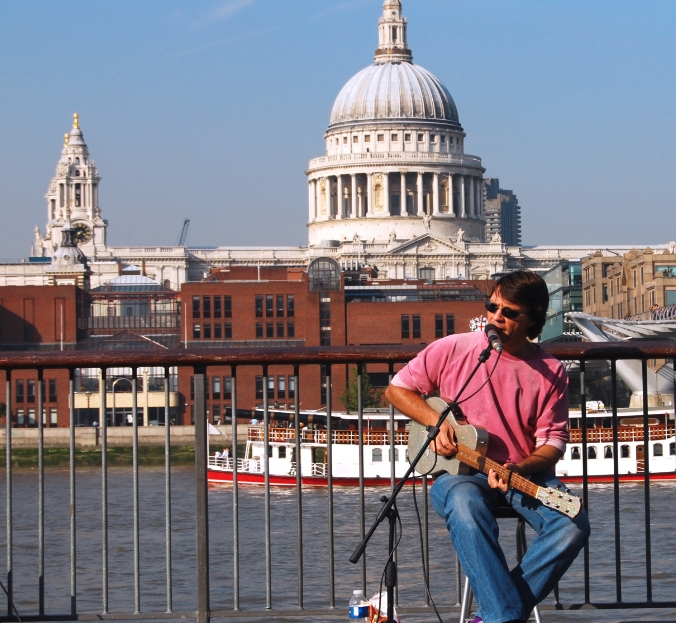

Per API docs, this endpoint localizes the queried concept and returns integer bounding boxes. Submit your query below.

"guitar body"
[408,396,489,476]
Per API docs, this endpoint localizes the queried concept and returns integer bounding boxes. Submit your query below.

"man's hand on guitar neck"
[384,386,458,456]
[487,445,564,493]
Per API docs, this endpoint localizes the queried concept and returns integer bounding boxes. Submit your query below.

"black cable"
[0,577,22,623]
[457,349,502,405]
[416,350,501,478]
[411,473,445,623]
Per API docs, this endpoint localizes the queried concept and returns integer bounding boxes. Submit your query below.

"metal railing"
[0,341,675,621]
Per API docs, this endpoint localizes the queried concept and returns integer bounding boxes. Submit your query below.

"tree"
[339,368,382,412]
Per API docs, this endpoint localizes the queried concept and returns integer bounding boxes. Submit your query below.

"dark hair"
[492,270,549,339]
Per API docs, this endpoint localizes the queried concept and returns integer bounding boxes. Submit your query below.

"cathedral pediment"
[387,234,468,256]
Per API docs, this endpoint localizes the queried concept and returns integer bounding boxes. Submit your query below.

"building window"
[440,135,446,143]
[277,376,286,398]
[16,380,24,403]
[256,323,263,338]
[372,448,382,462]
[401,315,410,339]
[212,404,221,424]
[287,295,295,317]
[255,295,263,317]
[435,315,443,339]
[255,376,263,399]
[654,443,663,457]
[28,409,36,426]
[391,133,398,141]
[343,136,347,144]
[214,323,222,339]
[277,295,285,317]
[224,323,233,339]
[404,133,411,142]
[287,322,295,338]
[353,135,358,143]
[412,315,421,339]
[223,376,232,400]
[288,376,295,399]
[377,134,384,142]
[50,408,57,426]
[192,296,200,318]
[308,258,341,291]
[364,135,370,143]
[190,377,194,401]
[203,297,211,318]
[193,324,201,339]
[417,133,424,141]
[213,377,221,400]
[446,315,455,335]
[213,296,222,318]
[266,322,274,338]
[224,296,232,318]
[319,294,331,346]
[16,409,24,426]
[266,295,274,317]
[277,322,285,338]
[419,267,434,280]
[203,324,211,339]
[621,445,630,458]
[267,377,275,399]
[430,134,437,143]
[48,379,57,403]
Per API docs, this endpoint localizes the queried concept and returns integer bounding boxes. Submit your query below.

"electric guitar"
[407,397,582,519]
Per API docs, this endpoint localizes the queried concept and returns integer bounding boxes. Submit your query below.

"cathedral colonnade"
[308,170,484,222]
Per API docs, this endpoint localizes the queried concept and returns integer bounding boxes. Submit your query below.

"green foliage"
[339,368,382,412]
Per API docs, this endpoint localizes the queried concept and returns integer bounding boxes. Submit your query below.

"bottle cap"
[353,589,363,594]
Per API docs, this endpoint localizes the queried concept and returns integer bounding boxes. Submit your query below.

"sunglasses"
[484,300,523,320]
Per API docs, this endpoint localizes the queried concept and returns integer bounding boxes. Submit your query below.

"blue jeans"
[430,471,590,623]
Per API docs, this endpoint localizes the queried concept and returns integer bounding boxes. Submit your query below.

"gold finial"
[64,133,70,147]
[73,113,79,129]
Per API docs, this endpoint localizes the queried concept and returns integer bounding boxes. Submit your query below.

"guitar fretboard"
[454,445,540,499]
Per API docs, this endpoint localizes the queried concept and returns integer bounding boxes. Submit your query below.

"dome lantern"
[375,0,412,64]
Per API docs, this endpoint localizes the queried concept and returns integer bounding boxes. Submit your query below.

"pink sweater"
[392,331,569,465]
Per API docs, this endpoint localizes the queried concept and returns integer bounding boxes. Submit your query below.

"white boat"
[208,409,411,486]
[556,405,676,482]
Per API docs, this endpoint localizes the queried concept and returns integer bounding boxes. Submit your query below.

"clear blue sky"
[1,0,675,257]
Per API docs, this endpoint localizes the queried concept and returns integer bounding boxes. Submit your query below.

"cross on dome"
[375,0,412,64]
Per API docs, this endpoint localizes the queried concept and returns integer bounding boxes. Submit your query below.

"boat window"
[670,442,675,456]
[279,446,286,459]
[604,446,613,459]
[389,448,399,462]
[372,448,382,462]
[621,445,630,458]
[571,447,581,460]
[588,446,597,460]
[653,443,663,457]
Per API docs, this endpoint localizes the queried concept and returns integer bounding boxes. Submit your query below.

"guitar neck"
[455,444,540,499]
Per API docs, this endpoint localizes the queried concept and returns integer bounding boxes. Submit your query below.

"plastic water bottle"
[349,589,370,621]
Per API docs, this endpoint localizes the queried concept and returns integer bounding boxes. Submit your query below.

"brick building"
[0,259,492,426]
[582,247,676,319]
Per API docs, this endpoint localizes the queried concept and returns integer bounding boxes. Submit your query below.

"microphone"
[484,324,503,353]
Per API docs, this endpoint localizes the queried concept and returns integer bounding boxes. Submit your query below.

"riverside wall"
[0,425,238,448]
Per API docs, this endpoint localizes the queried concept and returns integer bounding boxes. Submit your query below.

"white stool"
[459,507,543,623]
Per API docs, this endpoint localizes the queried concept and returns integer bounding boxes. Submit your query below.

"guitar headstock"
[536,486,582,519]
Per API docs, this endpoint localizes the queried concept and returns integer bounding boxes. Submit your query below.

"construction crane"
[177,219,190,246]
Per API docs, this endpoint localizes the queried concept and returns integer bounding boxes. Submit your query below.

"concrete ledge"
[0,425,236,448]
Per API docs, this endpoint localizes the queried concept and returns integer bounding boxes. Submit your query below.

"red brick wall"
[0,285,79,346]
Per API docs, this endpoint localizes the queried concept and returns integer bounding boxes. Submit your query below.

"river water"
[0,465,675,622]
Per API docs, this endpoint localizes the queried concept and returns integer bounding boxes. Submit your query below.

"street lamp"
[84,390,92,426]
[111,377,131,427]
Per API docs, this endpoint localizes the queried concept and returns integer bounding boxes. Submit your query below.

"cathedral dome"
[329,61,460,129]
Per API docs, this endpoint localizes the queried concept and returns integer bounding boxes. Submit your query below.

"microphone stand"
[349,343,495,623]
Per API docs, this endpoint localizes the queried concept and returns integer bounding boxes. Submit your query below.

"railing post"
[194,366,210,623]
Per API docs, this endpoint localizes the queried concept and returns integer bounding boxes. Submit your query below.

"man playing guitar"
[385,270,590,623]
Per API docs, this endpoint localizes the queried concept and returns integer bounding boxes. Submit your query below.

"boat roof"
[253,408,409,421]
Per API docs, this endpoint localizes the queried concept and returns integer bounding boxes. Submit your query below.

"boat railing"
[569,424,675,444]
[1,342,676,622]
[248,426,408,445]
